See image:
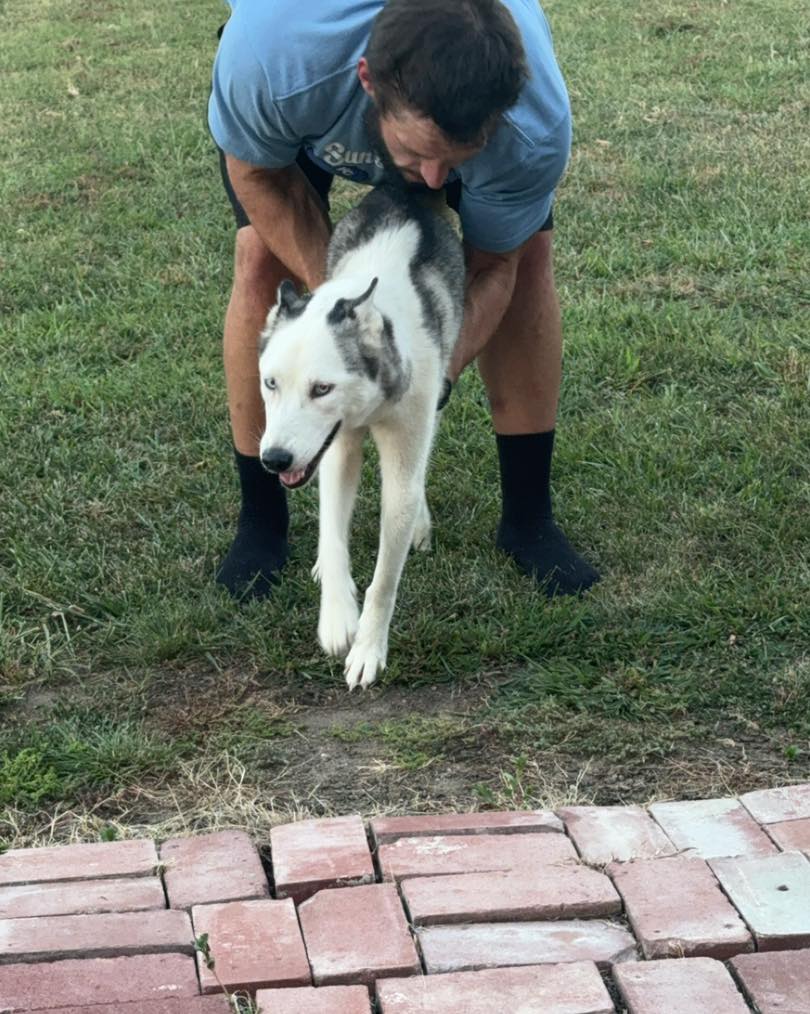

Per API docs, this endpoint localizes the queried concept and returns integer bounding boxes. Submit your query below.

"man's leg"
[476,227,600,596]
[214,146,333,599]
[216,225,292,598]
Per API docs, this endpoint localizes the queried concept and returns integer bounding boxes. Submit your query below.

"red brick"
[255,985,372,1013]
[0,953,198,1011]
[730,948,810,1014]
[0,876,165,919]
[0,839,158,887]
[709,852,810,950]
[417,920,636,974]
[36,1001,231,1014]
[0,909,191,964]
[191,897,310,994]
[648,797,777,859]
[558,805,676,865]
[161,830,268,910]
[740,782,810,824]
[271,815,374,903]
[370,809,562,845]
[378,832,577,883]
[377,963,614,1013]
[298,884,420,986]
[608,855,752,959]
[401,866,620,926]
[767,817,810,854]
[614,957,750,1013]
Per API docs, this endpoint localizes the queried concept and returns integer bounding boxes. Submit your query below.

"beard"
[363,104,433,194]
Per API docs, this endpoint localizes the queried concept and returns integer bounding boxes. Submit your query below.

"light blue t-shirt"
[209,0,571,253]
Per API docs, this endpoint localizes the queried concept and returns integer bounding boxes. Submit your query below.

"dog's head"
[258,276,386,489]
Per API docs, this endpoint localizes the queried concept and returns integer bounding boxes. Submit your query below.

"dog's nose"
[261,447,294,473]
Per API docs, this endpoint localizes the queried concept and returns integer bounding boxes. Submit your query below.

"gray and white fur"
[258,183,464,689]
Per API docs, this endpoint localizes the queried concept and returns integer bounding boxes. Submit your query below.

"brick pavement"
[0,783,808,1011]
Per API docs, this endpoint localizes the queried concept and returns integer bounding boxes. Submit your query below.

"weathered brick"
[0,909,192,964]
[608,855,752,959]
[0,877,165,920]
[766,817,810,855]
[35,1001,231,1014]
[298,884,420,986]
[614,957,750,1014]
[377,962,614,1013]
[648,797,777,860]
[558,805,676,865]
[255,985,372,1013]
[740,783,810,824]
[378,832,577,883]
[271,815,374,903]
[161,830,268,910]
[730,948,810,1014]
[709,852,810,950]
[417,920,637,974]
[191,898,310,994]
[401,866,620,925]
[0,839,158,887]
[370,809,562,845]
[0,954,198,1011]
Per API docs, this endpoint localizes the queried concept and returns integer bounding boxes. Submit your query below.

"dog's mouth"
[278,421,342,490]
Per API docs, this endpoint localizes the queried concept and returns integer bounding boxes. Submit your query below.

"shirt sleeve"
[458,114,571,253]
[207,19,301,168]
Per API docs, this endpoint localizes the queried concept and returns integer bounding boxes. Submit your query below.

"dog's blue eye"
[311,383,334,399]
[264,378,276,391]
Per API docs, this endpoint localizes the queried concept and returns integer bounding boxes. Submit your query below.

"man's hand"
[448,242,523,381]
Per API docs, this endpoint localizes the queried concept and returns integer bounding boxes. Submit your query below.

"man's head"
[360,0,528,189]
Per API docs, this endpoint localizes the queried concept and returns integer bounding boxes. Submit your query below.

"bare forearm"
[449,249,519,381]
[226,155,331,291]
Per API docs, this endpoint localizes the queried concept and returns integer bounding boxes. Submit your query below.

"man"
[209,0,600,600]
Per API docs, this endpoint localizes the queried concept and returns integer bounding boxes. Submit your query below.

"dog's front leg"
[344,420,430,690]
[314,428,364,658]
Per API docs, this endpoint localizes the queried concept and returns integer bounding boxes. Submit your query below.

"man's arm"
[226,153,332,291]
[448,242,523,382]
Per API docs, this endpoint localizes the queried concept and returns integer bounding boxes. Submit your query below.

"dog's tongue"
[280,468,306,487]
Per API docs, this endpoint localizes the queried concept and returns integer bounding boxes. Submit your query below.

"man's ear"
[357,57,375,98]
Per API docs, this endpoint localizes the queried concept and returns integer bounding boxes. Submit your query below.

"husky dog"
[258,183,464,689]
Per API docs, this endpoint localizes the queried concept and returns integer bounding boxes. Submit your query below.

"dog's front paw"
[344,636,387,690]
[318,592,359,658]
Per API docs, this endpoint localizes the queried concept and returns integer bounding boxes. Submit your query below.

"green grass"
[1,0,808,843]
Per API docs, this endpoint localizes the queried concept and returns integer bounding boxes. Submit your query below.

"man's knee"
[232,225,287,298]
[517,227,554,283]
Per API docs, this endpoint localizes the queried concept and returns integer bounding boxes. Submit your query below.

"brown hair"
[366,0,528,145]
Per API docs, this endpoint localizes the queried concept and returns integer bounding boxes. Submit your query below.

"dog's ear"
[327,277,379,326]
[258,304,280,355]
[276,279,309,319]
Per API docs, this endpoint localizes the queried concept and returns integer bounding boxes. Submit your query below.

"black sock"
[495,430,600,597]
[215,448,289,600]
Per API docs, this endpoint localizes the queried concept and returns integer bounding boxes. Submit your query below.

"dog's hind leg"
[314,427,364,658]
[344,416,432,689]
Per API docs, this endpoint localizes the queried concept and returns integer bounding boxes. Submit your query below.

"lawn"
[1,0,808,848]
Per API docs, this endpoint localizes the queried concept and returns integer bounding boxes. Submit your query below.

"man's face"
[358,57,482,189]
[374,107,482,190]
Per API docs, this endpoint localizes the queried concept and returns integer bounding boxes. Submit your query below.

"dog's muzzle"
[263,420,342,490]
